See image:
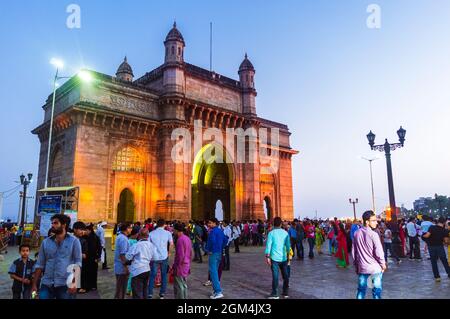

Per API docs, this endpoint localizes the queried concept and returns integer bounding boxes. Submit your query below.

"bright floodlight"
[50,58,64,69]
[78,70,93,82]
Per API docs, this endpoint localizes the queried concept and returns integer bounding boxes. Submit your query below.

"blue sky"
[1,0,450,221]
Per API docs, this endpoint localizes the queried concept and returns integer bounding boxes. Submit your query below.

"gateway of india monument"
[32,23,298,224]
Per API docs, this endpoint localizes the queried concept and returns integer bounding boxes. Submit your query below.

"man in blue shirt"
[114,222,132,299]
[265,217,290,299]
[32,214,82,299]
[205,217,226,299]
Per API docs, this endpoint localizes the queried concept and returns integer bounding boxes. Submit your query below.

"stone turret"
[163,22,185,95]
[239,53,257,114]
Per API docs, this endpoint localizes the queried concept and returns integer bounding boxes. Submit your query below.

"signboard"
[40,213,53,237]
[38,195,62,216]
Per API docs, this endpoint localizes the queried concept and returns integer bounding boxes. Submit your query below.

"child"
[8,244,36,299]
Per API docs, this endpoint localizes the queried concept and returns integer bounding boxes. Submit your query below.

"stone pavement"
[1,239,449,299]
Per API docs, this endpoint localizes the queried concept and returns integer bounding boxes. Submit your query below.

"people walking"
[114,223,132,299]
[265,217,290,299]
[96,221,109,270]
[172,223,192,299]
[305,221,315,258]
[352,211,386,299]
[231,221,241,253]
[205,218,226,299]
[85,224,102,291]
[32,214,82,299]
[406,217,421,260]
[148,219,174,299]
[383,223,400,264]
[422,217,450,282]
[125,228,156,299]
[335,223,349,268]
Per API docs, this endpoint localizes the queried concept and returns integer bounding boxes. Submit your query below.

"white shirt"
[232,226,241,240]
[384,229,392,243]
[125,240,157,278]
[148,227,173,261]
[406,222,417,237]
[96,226,106,247]
[223,225,233,245]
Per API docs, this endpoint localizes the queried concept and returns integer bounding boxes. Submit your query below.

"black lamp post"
[19,173,33,227]
[366,127,406,223]
[349,198,358,221]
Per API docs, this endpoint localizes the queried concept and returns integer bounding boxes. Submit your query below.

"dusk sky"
[1,0,450,221]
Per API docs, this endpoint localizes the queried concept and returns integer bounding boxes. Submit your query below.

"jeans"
[429,245,450,279]
[384,242,400,262]
[356,273,383,299]
[39,285,75,300]
[234,238,240,253]
[193,242,203,262]
[270,260,289,297]
[174,276,188,299]
[408,236,421,259]
[308,238,315,258]
[297,239,304,258]
[131,271,150,299]
[208,252,222,294]
[148,258,169,297]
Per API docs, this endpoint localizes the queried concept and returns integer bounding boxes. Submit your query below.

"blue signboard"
[38,195,62,215]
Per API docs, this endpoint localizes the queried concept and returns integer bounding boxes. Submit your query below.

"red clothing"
[335,229,349,265]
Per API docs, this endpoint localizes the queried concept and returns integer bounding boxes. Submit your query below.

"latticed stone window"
[112,147,143,172]
[211,174,227,190]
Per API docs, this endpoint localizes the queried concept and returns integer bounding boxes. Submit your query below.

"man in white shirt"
[222,220,233,271]
[96,221,109,270]
[406,217,421,260]
[232,221,241,253]
[125,228,157,299]
[147,219,174,299]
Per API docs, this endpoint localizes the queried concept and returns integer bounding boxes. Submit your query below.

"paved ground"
[1,239,449,299]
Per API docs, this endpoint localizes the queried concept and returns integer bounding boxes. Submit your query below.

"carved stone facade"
[32,24,298,223]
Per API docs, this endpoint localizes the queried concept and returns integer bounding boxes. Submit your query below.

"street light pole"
[19,173,33,226]
[349,198,358,221]
[361,157,378,213]
[366,127,406,223]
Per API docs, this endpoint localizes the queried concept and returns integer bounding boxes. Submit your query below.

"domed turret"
[164,22,185,64]
[238,53,255,90]
[116,56,134,82]
[238,53,257,114]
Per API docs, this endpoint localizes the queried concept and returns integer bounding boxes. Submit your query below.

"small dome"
[165,21,185,44]
[239,53,255,72]
[116,56,134,77]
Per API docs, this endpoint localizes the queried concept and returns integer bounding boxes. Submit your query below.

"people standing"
[383,223,400,264]
[231,221,241,253]
[352,211,386,299]
[335,223,349,268]
[315,223,325,255]
[288,220,298,257]
[148,219,174,299]
[125,228,156,299]
[172,223,192,299]
[305,221,315,258]
[85,224,102,292]
[205,218,225,299]
[72,222,88,293]
[265,217,290,299]
[126,227,140,295]
[222,220,232,271]
[114,223,132,299]
[8,244,35,299]
[32,214,82,299]
[96,221,109,270]
[406,217,421,260]
[192,221,204,263]
[296,221,305,259]
[422,217,450,282]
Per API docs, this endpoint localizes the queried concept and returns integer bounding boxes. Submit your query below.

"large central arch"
[191,143,235,221]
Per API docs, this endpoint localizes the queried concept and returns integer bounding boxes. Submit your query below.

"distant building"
[413,197,432,212]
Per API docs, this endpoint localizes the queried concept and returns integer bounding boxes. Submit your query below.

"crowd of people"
[3,213,450,300]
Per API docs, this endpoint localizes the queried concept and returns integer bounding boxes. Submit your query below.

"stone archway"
[191,144,235,221]
[117,188,135,223]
